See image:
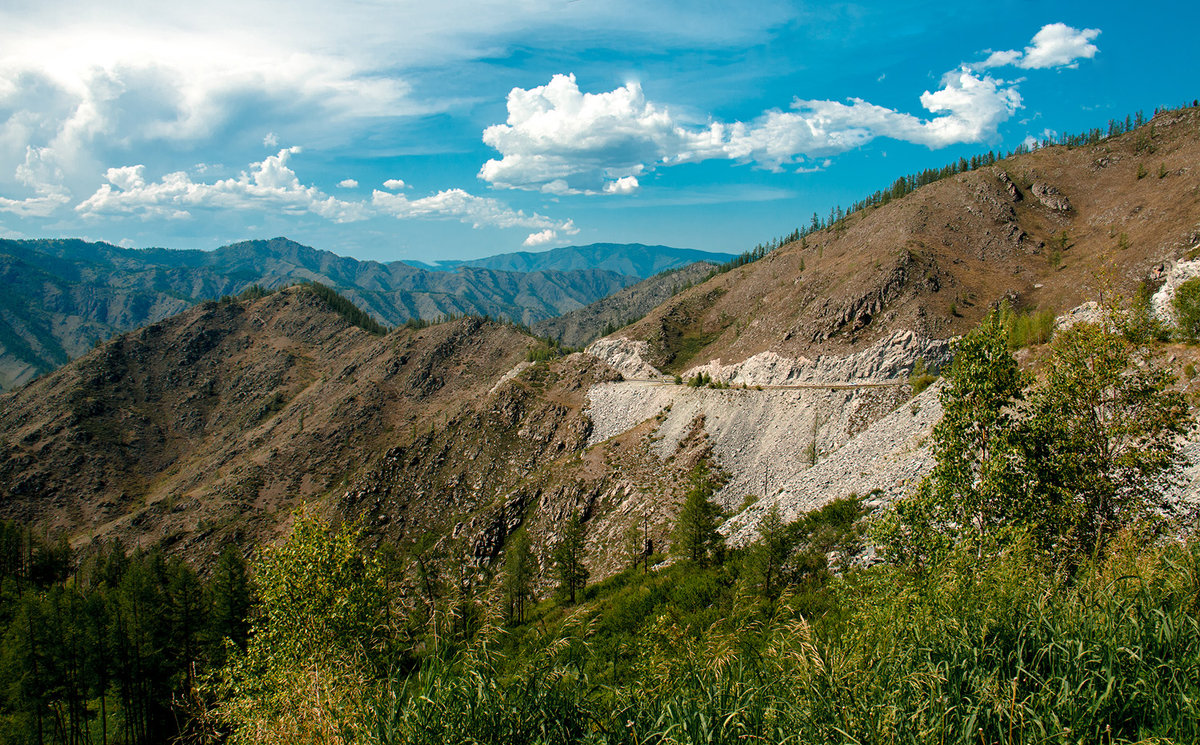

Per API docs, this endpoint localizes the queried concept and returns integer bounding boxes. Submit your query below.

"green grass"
[360,538,1200,745]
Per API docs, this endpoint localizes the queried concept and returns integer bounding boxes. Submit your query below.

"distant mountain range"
[403,243,735,277]
[0,237,725,390]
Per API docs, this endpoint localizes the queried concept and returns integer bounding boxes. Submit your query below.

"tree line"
[0,524,250,745]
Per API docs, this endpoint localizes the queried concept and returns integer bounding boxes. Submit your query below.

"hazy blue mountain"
[404,243,736,279]
[0,237,643,390]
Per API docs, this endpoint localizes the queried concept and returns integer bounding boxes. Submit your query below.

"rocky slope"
[614,108,1200,373]
[0,288,535,555]
[0,237,644,390]
[582,331,950,516]
[0,285,719,583]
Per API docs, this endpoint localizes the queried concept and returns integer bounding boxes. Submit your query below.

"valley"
[2,106,1200,744]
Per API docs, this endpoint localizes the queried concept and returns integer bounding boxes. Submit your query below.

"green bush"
[1173,277,1200,339]
[908,357,937,395]
[997,301,1056,349]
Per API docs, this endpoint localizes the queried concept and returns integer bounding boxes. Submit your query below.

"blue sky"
[0,1,1196,262]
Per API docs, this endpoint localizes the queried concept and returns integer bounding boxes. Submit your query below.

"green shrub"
[1173,277,1200,339]
[908,357,937,395]
[997,301,1056,349]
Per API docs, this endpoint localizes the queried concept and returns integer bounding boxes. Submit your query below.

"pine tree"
[672,465,723,565]
[205,545,250,666]
[745,504,790,599]
[502,530,535,623]
[553,510,589,604]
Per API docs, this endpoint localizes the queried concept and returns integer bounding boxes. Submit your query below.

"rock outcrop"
[585,337,663,379]
[684,330,952,387]
[1151,255,1200,322]
[1031,182,1072,211]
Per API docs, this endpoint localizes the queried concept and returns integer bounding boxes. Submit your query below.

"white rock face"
[488,361,532,395]
[1055,301,1103,331]
[685,330,952,387]
[586,380,914,513]
[584,337,664,379]
[584,331,948,518]
[724,380,944,546]
[1151,256,1200,323]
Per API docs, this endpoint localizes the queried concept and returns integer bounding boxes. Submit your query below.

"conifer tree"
[205,545,250,666]
[553,510,588,604]
[672,465,723,565]
[502,530,535,623]
[746,504,790,599]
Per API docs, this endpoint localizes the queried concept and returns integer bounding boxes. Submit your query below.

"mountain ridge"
[0,237,670,390]
[405,243,735,277]
[4,108,1200,583]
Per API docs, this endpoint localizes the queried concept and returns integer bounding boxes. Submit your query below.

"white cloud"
[337,178,358,188]
[76,147,369,222]
[479,69,1023,192]
[603,176,639,194]
[74,146,573,235]
[479,74,678,194]
[522,229,557,246]
[372,188,577,234]
[978,23,1100,70]
[262,132,280,147]
[382,178,408,190]
[0,147,71,217]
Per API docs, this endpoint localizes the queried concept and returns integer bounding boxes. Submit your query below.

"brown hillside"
[0,287,538,559]
[621,109,1200,372]
[4,111,1200,585]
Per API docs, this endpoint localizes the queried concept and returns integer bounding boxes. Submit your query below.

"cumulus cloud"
[0,147,71,217]
[74,146,576,236]
[337,178,358,188]
[978,23,1100,70]
[522,229,557,246]
[76,147,371,221]
[372,188,577,234]
[0,25,419,217]
[603,176,639,194]
[479,68,1024,192]
[382,179,408,190]
[479,74,680,194]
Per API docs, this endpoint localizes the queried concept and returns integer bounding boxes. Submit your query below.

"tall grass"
[348,536,1200,744]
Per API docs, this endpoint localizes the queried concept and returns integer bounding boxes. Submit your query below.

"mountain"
[0,284,674,573]
[611,107,1200,374]
[405,243,736,278]
[4,107,1200,580]
[0,237,642,390]
[531,261,721,348]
